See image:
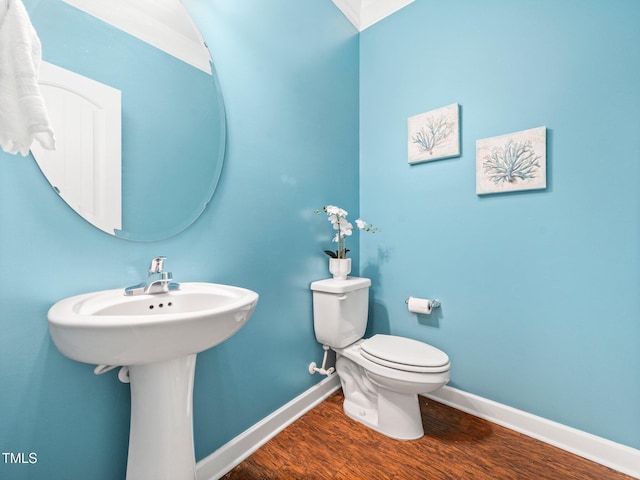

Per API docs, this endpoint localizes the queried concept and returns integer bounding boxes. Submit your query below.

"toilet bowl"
[335,335,450,440]
[310,277,451,441]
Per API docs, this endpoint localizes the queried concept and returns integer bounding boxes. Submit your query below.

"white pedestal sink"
[48,282,258,480]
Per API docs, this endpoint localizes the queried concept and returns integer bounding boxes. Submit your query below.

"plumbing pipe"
[94,364,119,375]
[118,366,130,383]
[93,364,130,383]
[308,345,335,376]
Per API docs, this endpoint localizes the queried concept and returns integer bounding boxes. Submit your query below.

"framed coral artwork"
[408,103,460,164]
[476,126,547,195]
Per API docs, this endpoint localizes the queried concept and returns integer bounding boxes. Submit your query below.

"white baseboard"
[196,374,341,480]
[424,386,640,479]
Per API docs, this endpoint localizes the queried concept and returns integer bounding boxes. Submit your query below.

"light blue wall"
[360,0,640,449]
[0,1,358,479]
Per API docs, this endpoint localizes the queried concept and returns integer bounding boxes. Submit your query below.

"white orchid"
[316,205,379,259]
[326,205,348,217]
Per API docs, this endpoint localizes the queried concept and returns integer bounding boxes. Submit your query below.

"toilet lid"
[360,334,450,373]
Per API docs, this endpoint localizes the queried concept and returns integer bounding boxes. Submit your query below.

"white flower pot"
[329,258,351,280]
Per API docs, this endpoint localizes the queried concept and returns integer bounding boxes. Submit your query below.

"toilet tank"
[310,277,371,348]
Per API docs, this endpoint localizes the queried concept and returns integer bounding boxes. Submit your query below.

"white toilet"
[310,276,450,440]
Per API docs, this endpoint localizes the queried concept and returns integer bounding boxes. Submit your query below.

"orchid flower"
[316,205,379,259]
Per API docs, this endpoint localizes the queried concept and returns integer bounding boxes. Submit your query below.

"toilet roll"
[407,297,432,314]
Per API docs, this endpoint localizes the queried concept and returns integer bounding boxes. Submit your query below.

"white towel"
[0,0,55,156]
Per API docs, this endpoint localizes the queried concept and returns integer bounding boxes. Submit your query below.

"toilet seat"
[360,334,450,373]
[337,340,450,387]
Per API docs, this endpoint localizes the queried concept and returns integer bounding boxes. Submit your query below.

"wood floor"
[222,390,633,480]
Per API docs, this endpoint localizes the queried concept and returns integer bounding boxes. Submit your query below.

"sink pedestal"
[47,282,259,479]
[127,354,197,480]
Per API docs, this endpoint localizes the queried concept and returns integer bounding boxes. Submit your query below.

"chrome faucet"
[124,256,181,296]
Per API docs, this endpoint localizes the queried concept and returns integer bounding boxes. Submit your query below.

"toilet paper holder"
[405,297,441,309]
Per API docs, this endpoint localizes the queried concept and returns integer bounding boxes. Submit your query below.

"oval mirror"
[28,0,225,241]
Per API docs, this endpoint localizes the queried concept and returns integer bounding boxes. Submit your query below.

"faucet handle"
[148,256,166,274]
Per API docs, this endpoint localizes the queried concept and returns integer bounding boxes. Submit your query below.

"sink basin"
[48,280,259,480]
[48,282,259,366]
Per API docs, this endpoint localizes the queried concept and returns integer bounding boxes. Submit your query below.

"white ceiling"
[331,0,414,31]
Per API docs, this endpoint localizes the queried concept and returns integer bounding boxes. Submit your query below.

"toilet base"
[343,388,424,440]
[336,354,425,440]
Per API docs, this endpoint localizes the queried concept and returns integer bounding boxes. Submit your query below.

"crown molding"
[332,0,414,31]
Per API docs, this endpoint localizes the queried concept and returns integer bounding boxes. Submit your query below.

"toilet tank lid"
[310,277,371,293]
